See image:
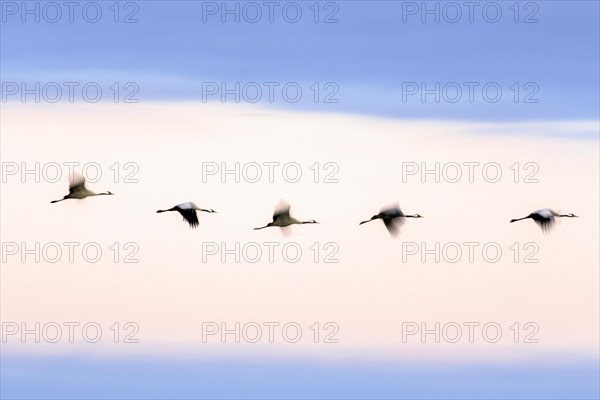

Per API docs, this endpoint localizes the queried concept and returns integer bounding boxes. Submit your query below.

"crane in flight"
[156,202,217,229]
[510,208,578,233]
[254,202,318,232]
[360,204,423,237]
[50,174,114,203]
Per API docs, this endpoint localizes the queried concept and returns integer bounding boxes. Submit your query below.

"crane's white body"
[534,208,555,218]
[176,202,197,210]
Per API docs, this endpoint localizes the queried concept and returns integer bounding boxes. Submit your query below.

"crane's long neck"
[405,214,419,218]
[510,216,530,223]
[557,214,576,218]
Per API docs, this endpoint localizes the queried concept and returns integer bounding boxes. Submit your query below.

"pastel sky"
[1,102,599,398]
[1,1,599,398]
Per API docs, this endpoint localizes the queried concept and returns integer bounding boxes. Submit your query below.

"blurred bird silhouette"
[156,202,217,229]
[50,174,114,203]
[360,204,423,237]
[254,202,318,232]
[510,208,578,233]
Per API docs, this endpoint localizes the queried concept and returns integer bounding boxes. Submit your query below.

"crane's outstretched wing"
[533,216,555,233]
[68,174,87,194]
[383,215,405,237]
[178,209,200,229]
[273,203,291,222]
[531,209,556,233]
